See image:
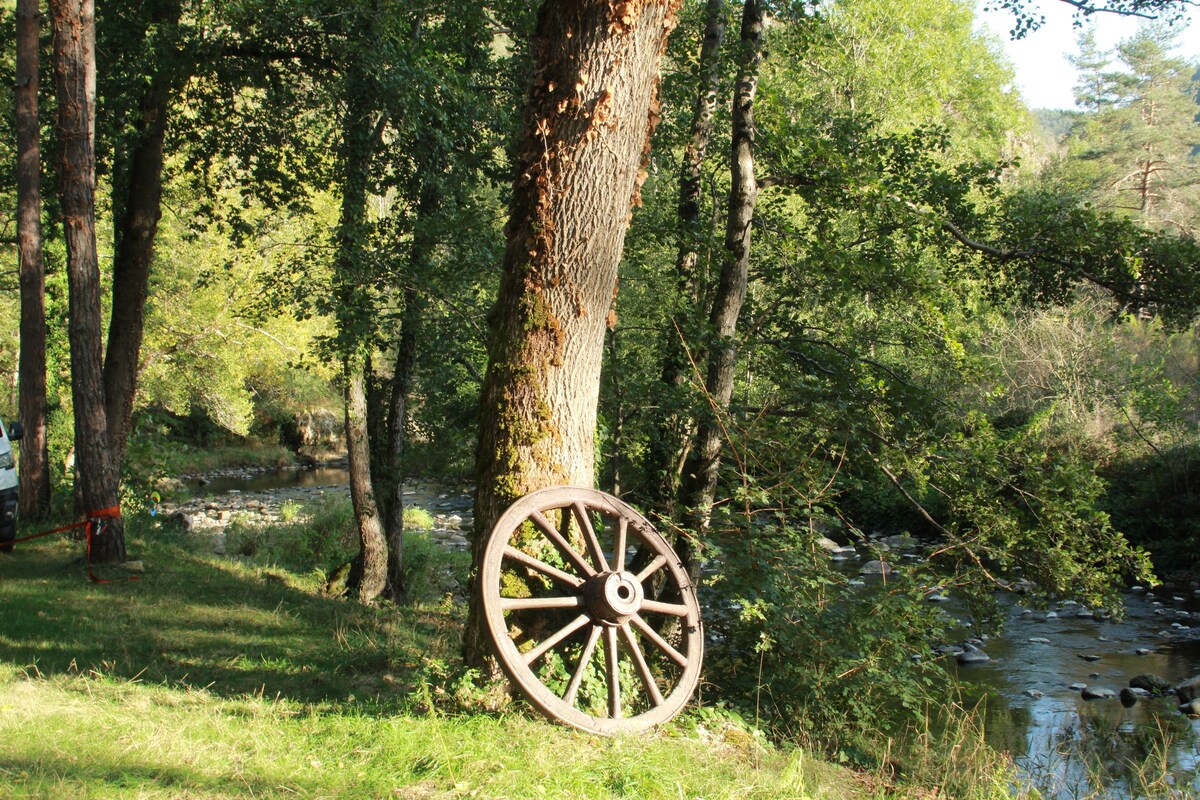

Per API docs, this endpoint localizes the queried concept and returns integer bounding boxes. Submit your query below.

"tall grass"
[1021,712,1200,800]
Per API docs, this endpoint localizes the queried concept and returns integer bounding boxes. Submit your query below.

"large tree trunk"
[51,0,124,562]
[465,0,682,669]
[103,0,182,473]
[643,0,727,513]
[16,0,51,522]
[679,0,763,536]
[346,359,388,602]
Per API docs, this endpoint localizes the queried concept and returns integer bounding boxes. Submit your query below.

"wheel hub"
[584,571,644,625]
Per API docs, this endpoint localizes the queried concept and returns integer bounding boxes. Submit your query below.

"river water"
[186,466,1199,798]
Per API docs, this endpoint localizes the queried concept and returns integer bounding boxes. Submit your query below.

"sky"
[975,1,1200,110]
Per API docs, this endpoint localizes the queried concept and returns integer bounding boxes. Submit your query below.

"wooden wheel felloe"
[480,486,703,734]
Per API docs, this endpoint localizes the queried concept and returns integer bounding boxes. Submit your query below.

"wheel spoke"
[574,502,608,573]
[639,599,690,617]
[612,518,628,572]
[619,622,665,707]
[530,509,596,577]
[500,596,586,611]
[604,625,621,719]
[523,613,591,666]
[563,624,602,707]
[635,554,668,583]
[629,613,688,668]
[503,546,584,589]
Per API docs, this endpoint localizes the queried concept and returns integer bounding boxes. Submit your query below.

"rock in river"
[1130,673,1173,695]
[957,647,990,666]
[1175,674,1200,704]
[859,560,892,576]
[1081,686,1116,700]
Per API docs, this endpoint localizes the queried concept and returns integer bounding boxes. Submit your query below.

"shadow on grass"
[0,754,325,797]
[0,518,462,710]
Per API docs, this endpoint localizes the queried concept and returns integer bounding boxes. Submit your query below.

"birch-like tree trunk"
[644,0,727,513]
[679,0,763,533]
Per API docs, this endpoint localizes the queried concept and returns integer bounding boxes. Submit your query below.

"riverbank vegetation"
[2,0,1199,795]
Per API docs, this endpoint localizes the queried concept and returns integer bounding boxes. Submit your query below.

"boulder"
[1119,688,1138,708]
[859,560,892,576]
[956,647,990,666]
[1130,673,1173,695]
[815,536,841,553]
[1175,675,1200,704]
[1081,686,1116,701]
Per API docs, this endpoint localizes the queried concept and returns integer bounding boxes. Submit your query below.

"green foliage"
[704,517,951,750]
[401,530,470,603]
[402,505,435,530]
[226,495,357,574]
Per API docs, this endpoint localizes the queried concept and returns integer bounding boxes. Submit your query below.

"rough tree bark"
[678,0,763,535]
[345,361,388,601]
[51,0,124,561]
[17,0,51,522]
[464,0,683,669]
[643,0,727,513]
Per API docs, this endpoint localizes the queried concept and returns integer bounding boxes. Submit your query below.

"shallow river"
[188,466,1199,798]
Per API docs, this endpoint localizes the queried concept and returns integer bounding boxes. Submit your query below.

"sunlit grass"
[0,517,893,799]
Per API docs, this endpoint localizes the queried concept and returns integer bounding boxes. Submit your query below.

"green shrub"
[703,516,952,757]
[403,505,436,531]
[402,531,470,603]
[225,495,357,574]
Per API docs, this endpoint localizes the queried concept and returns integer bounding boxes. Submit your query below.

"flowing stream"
[184,466,1199,798]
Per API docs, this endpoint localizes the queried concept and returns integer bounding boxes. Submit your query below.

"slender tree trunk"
[16,0,51,522]
[103,0,182,473]
[465,0,682,670]
[604,327,625,496]
[383,284,419,601]
[380,180,438,601]
[643,0,727,513]
[51,0,124,562]
[346,359,388,602]
[679,0,763,536]
[335,51,388,602]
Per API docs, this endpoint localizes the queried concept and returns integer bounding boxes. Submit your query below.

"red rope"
[7,505,138,583]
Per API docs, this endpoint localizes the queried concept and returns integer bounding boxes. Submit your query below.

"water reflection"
[956,593,1200,799]
[183,466,351,495]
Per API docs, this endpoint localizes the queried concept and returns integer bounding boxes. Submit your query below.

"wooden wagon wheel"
[480,486,703,734]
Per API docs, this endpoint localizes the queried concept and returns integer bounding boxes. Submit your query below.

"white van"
[0,419,20,552]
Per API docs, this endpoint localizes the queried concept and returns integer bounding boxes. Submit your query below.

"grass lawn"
[0,518,876,800]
